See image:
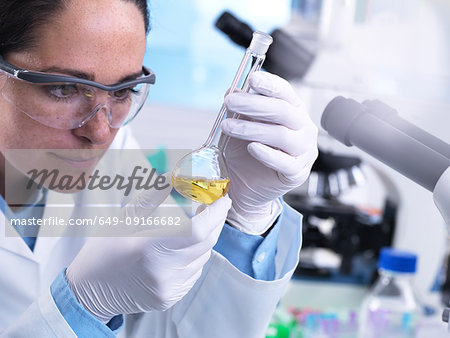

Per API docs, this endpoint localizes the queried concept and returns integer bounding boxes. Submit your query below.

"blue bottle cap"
[378,247,417,273]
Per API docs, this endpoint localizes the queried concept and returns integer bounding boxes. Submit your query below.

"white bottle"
[358,248,421,337]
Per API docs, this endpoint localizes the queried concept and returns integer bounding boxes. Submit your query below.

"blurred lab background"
[130,0,450,336]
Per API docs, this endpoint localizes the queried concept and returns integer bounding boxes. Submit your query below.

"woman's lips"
[48,152,99,169]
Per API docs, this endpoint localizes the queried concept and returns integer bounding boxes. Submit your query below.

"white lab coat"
[0,126,302,338]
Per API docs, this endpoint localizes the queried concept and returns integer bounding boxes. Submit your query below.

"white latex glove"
[66,178,232,323]
[221,71,318,235]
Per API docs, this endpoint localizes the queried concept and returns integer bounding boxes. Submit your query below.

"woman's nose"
[72,105,113,145]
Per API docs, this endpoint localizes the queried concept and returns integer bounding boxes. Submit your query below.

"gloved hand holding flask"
[222,71,318,235]
[66,175,232,323]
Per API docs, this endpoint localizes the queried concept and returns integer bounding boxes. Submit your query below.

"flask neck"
[203,50,266,149]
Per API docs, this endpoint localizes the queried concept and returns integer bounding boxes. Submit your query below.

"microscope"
[321,96,450,331]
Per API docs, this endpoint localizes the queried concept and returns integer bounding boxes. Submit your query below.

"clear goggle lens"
[0,77,151,129]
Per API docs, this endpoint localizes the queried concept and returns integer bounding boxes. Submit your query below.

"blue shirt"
[0,189,47,251]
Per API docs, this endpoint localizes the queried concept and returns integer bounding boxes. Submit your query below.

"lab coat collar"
[0,214,36,262]
[33,190,76,263]
[0,189,76,264]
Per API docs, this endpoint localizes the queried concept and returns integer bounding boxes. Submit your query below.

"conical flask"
[172,31,273,204]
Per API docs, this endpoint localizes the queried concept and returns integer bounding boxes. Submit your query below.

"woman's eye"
[111,88,137,100]
[47,84,78,98]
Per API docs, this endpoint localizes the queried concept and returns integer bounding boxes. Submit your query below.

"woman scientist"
[0,0,318,337]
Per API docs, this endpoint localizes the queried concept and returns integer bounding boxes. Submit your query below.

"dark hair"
[0,0,150,56]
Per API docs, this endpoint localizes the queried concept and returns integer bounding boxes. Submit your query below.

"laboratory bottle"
[358,248,421,337]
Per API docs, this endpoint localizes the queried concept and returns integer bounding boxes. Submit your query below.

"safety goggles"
[0,56,155,129]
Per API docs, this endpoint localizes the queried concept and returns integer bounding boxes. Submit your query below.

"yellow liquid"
[172,176,230,205]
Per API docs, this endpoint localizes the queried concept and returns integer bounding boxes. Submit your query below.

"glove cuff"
[226,199,282,236]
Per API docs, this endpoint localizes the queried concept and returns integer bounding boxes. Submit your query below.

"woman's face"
[0,0,147,194]
[0,0,146,155]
